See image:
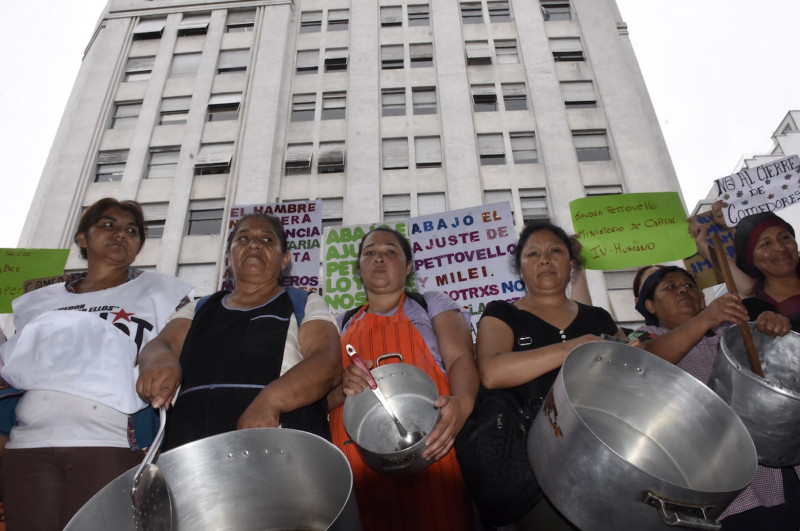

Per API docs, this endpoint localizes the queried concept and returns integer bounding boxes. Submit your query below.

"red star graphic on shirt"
[111,308,135,323]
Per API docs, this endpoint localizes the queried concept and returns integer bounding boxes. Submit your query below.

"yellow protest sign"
[570,192,696,270]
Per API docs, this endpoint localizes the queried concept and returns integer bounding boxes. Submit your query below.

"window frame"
[327,9,350,31]
[159,96,192,125]
[460,2,484,24]
[318,141,346,174]
[324,48,348,72]
[502,83,528,111]
[414,136,442,168]
[291,93,316,122]
[573,130,611,162]
[472,84,498,112]
[510,132,538,164]
[407,4,430,26]
[487,1,512,22]
[409,43,433,68]
[207,93,241,122]
[145,148,181,179]
[382,138,409,170]
[477,133,506,166]
[110,101,142,129]
[322,91,346,120]
[94,151,128,183]
[412,86,437,115]
[186,207,224,236]
[381,88,406,117]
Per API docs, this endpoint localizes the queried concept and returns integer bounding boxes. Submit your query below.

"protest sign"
[322,222,411,313]
[682,209,736,289]
[224,201,322,291]
[714,155,800,226]
[570,192,696,270]
[0,249,70,313]
[409,202,517,337]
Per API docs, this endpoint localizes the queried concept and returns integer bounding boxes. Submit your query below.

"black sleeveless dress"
[163,290,329,450]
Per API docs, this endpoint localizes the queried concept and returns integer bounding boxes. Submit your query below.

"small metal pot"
[529,342,756,531]
[343,354,440,476]
[710,324,800,466]
[66,428,361,530]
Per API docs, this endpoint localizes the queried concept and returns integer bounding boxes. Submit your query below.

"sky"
[1,0,799,247]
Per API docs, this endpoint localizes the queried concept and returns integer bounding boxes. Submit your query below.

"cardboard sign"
[223,201,322,292]
[0,249,70,313]
[714,155,800,226]
[681,210,736,289]
[570,192,696,270]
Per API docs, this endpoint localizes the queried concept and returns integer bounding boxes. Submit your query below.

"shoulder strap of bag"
[286,288,308,324]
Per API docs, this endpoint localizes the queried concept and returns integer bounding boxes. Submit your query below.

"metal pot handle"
[643,491,721,531]
[376,353,404,366]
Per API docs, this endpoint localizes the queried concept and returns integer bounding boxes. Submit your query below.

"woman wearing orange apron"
[327,227,478,531]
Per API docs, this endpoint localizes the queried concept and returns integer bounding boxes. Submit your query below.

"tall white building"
[17,0,681,326]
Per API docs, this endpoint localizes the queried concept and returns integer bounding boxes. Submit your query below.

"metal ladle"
[346,344,424,450]
[131,405,172,530]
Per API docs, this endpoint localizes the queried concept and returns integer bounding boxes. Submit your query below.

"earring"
[569,267,575,279]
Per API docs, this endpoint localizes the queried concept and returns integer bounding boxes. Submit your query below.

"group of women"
[0,196,798,530]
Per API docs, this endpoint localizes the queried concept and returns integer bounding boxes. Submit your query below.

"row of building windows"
[124,49,249,82]
[133,10,255,41]
[293,37,583,76]
[96,125,609,187]
[138,182,621,242]
[95,142,235,183]
[291,92,346,122]
[110,93,241,130]
[112,77,593,132]
[379,5,431,27]
[300,9,350,33]
[381,87,437,116]
[285,142,346,175]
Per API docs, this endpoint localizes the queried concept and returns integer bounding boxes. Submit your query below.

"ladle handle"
[346,344,378,390]
[711,234,764,377]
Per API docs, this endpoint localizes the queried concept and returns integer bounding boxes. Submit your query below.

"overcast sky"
[1,0,798,247]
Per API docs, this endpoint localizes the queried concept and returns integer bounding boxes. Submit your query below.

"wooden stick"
[711,234,765,377]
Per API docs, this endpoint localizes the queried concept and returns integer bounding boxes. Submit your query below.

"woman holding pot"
[326,226,479,531]
[633,264,799,529]
[468,220,623,529]
[136,213,341,449]
[0,198,193,529]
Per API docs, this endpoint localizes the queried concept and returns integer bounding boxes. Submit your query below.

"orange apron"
[329,295,475,531]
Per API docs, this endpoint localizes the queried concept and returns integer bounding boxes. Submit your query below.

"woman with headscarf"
[633,264,798,529]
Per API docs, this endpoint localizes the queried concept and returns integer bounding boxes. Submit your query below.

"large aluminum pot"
[65,428,362,530]
[343,354,439,476]
[529,342,756,531]
[710,324,800,466]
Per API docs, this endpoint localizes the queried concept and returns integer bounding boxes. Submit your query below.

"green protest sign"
[0,249,70,313]
[569,192,696,270]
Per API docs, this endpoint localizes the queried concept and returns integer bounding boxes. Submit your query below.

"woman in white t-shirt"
[0,198,193,530]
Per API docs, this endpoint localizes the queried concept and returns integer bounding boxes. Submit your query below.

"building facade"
[18,0,681,326]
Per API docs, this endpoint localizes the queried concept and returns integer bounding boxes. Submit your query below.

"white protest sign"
[714,155,800,226]
[409,202,518,338]
[224,200,322,292]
